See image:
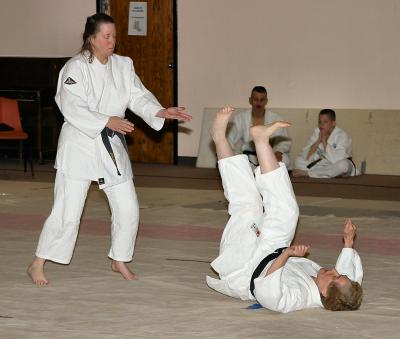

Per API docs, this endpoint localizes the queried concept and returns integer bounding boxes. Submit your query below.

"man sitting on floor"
[207,107,363,313]
[292,109,355,178]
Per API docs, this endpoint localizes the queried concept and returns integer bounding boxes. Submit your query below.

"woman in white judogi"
[207,107,363,313]
[27,13,191,285]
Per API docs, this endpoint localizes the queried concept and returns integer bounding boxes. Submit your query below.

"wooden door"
[109,0,176,163]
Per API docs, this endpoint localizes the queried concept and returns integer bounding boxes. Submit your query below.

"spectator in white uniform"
[292,109,355,178]
[207,107,363,313]
[227,86,291,168]
[27,13,191,286]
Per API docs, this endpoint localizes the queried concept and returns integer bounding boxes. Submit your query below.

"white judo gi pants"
[36,171,139,264]
[212,155,299,282]
[294,156,353,178]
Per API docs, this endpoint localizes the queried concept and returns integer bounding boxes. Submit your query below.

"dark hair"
[81,13,115,63]
[319,108,336,121]
[251,86,268,96]
[321,280,363,311]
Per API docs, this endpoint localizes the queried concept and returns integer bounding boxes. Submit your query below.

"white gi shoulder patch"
[64,77,77,85]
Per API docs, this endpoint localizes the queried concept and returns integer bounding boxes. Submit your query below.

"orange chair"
[0,97,34,176]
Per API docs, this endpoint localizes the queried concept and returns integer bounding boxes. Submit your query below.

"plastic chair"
[0,97,34,176]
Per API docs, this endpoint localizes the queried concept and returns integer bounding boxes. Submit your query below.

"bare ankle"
[27,258,49,286]
[111,261,138,281]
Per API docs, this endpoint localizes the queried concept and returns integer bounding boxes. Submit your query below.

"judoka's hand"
[266,244,310,276]
[343,219,357,248]
[106,117,134,135]
[319,130,330,147]
[156,107,192,122]
[285,245,310,257]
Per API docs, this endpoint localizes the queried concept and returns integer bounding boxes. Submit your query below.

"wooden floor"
[0,158,399,201]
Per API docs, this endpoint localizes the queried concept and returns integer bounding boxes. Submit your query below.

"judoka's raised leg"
[250,122,299,253]
[209,107,263,278]
[211,106,235,160]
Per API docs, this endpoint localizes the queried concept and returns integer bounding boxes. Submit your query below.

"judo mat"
[1,161,400,338]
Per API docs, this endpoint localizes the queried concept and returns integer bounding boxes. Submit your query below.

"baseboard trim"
[177,156,197,166]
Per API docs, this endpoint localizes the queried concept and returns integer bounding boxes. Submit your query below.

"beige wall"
[1,0,399,161]
[0,0,95,57]
[197,108,400,175]
[177,0,400,157]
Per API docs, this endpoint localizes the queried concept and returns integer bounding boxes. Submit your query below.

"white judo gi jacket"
[228,109,292,161]
[55,53,165,189]
[208,240,363,313]
[254,248,363,313]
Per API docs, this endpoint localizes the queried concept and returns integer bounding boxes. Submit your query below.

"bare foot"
[27,257,49,286]
[250,121,291,142]
[292,169,309,177]
[211,106,235,142]
[111,261,138,281]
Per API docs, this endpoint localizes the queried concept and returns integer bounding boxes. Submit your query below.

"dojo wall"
[177,0,400,159]
[0,0,95,57]
[1,0,399,167]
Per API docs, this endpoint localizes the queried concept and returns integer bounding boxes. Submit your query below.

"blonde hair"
[321,280,363,311]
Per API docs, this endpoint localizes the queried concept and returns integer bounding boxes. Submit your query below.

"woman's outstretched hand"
[156,107,192,122]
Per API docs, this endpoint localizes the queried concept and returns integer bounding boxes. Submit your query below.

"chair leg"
[29,142,34,177]
[19,140,23,162]
[23,140,27,173]
[23,139,34,177]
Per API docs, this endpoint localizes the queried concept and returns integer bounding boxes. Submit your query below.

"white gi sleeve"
[254,268,314,313]
[325,130,352,164]
[127,60,165,131]
[55,60,109,139]
[335,248,363,284]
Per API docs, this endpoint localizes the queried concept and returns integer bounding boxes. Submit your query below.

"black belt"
[307,157,356,172]
[306,158,322,169]
[243,150,258,167]
[243,150,256,156]
[250,247,287,297]
[347,157,357,173]
[100,127,129,176]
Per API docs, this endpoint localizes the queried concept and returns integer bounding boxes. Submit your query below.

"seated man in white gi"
[227,86,291,168]
[292,109,355,178]
[207,107,363,313]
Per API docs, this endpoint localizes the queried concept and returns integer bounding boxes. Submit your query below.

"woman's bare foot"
[27,257,49,286]
[292,169,309,177]
[250,121,291,142]
[211,106,235,142]
[111,261,138,281]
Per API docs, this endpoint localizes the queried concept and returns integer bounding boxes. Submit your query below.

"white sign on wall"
[128,2,147,36]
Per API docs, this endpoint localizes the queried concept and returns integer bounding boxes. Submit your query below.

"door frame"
[96,0,179,164]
